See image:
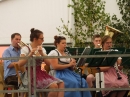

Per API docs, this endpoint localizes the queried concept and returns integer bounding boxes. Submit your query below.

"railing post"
[28,57,32,97]
[33,57,36,97]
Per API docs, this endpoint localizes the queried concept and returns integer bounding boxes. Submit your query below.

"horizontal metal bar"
[36,88,130,92]
[1,87,130,93]
[0,90,28,93]
[0,54,130,60]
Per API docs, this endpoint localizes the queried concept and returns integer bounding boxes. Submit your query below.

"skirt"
[102,67,129,96]
[30,66,63,89]
[51,68,92,97]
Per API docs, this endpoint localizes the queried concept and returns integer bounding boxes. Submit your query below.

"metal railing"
[0,54,130,97]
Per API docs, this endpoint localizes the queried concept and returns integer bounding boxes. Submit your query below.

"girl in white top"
[18,28,64,97]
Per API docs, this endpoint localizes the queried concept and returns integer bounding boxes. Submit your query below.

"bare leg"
[110,91,117,97]
[57,82,64,97]
[117,91,126,97]
[86,74,95,88]
[19,93,25,97]
[48,83,58,97]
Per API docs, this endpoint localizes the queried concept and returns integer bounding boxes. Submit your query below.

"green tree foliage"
[111,0,130,48]
[57,0,111,47]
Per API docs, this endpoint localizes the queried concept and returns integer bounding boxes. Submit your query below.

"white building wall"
[105,0,122,19]
[0,0,72,44]
[0,0,121,45]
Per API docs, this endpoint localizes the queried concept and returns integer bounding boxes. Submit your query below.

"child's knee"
[86,74,95,81]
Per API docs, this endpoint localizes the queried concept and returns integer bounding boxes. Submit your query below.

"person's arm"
[49,58,76,70]
[38,46,50,65]
[48,50,76,70]
[85,64,110,72]
[99,67,111,72]
[100,57,122,71]
[41,53,50,66]
[8,62,19,68]
[2,49,17,68]
[41,62,46,71]
[118,66,123,70]
[18,54,29,66]
[117,57,123,70]
[18,46,34,66]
